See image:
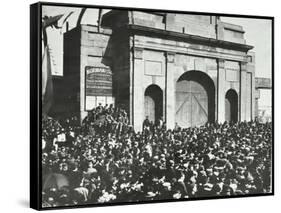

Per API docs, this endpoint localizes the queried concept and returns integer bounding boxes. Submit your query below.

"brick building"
[57,10,258,131]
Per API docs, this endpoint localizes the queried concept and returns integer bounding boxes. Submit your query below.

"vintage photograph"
[39,3,273,209]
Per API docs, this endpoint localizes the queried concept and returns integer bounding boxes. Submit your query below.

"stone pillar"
[129,37,134,126]
[216,20,224,40]
[251,73,255,120]
[248,54,256,120]
[254,89,260,118]
[217,59,225,123]
[132,47,144,132]
[80,30,88,121]
[240,62,247,121]
[165,52,176,130]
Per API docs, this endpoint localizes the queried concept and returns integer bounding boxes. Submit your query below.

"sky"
[42,5,272,109]
[221,17,272,110]
[221,17,272,78]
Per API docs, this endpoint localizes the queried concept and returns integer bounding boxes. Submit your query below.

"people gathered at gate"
[42,104,272,207]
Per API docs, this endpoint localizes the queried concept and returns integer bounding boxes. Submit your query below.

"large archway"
[225,89,238,122]
[144,85,163,123]
[175,71,215,128]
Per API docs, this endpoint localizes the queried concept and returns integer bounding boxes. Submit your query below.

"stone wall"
[134,34,248,62]
[166,14,217,38]
[63,25,114,120]
[132,12,165,30]
[111,31,131,114]
[80,25,113,119]
[131,47,166,130]
[61,11,255,129]
[59,27,81,118]
[102,10,246,44]
[221,22,246,44]
[129,30,254,130]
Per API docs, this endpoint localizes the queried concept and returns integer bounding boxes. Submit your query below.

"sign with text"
[85,66,113,96]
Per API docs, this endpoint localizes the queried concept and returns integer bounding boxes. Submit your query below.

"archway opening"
[144,85,163,123]
[175,71,215,128]
[225,89,238,123]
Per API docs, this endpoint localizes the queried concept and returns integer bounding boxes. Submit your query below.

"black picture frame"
[30,1,274,210]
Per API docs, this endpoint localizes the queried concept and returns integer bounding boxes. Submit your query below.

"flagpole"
[98,9,103,32]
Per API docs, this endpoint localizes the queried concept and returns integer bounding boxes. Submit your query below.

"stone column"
[251,74,256,120]
[255,89,260,118]
[216,20,224,40]
[165,52,176,130]
[248,55,256,120]
[132,47,144,132]
[217,59,225,123]
[240,62,247,121]
[80,30,88,121]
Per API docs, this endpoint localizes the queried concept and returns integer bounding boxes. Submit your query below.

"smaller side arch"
[144,84,163,123]
[225,89,238,122]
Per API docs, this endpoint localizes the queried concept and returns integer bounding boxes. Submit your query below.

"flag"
[42,14,64,28]
[42,45,53,115]
[41,14,66,115]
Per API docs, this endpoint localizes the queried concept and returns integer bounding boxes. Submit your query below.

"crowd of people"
[42,104,272,207]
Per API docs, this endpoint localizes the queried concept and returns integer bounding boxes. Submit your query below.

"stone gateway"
[59,10,258,132]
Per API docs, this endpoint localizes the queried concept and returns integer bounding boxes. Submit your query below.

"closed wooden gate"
[175,71,214,128]
[144,95,155,122]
